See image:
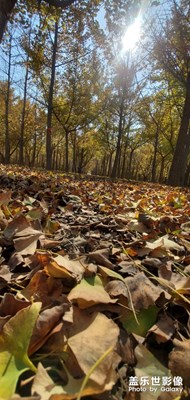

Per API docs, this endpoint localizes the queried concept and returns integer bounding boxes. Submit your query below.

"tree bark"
[111,105,124,179]
[127,148,135,179]
[31,128,37,167]
[4,33,12,164]
[151,126,159,182]
[168,71,190,186]
[46,19,58,170]
[0,0,16,42]
[65,128,69,172]
[19,59,29,165]
[72,130,77,172]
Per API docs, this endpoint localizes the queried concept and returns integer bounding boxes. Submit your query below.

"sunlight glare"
[121,17,141,52]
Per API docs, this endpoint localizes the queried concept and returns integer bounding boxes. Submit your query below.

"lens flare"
[121,17,141,52]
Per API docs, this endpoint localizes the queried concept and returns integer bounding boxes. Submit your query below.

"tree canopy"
[0,0,190,186]
[0,0,77,42]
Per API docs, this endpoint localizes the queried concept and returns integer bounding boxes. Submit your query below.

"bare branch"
[45,0,76,7]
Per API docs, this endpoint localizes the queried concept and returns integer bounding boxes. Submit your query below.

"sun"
[121,17,141,52]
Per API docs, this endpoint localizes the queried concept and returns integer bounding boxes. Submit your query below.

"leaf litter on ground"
[0,165,190,399]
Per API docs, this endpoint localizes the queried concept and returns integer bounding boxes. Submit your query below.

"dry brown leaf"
[68,275,115,309]
[21,270,64,306]
[146,235,184,255]
[148,314,175,343]
[88,249,114,269]
[52,255,85,278]
[105,280,128,297]
[68,312,120,386]
[32,362,116,400]
[0,293,31,317]
[44,261,75,279]
[168,338,190,387]
[3,215,32,240]
[14,232,43,255]
[0,265,12,282]
[124,272,168,310]
[36,253,85,281]
[29,303,69,355]
[0,190,12,205]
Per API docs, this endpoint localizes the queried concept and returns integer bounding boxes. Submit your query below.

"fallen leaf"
[148,314,175,343]
[68,275,115,309]
[124,272,168,310]
[3,215,32,240]
[0,293,32,317]
[0,302,41,398]
[88,249,114,269]
[121,305,159,336]
[0,352,28,399]
[29,303,70,355]
[32,362,116,400]
[68,312,120,386]
[14,232,43,255]
[135,343,171,400]
[21,270,64,306]
[168,339,190,387]
[98,266,125,282]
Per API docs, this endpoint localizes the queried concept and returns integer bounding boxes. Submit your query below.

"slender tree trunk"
[101,155,106,176]
[52,149,56,170]
[108,151,113,176]
[72,130,77,172]
[111,106,124,178]
[19,60,29,165]
[31,129,37,167]
[78,148,84,174]
[127,148,135,179]
[151,127,159,182]
[46,19,58,170]
[168,72,190,186]
[104,155,110,176]
[121,140,128,178]
[159,156,165,183]
[65,128,69,172]
[4,33,12,164]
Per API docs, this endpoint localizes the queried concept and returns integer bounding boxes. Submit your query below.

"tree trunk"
[0,0,16,42]
[127,148,135,179]
[111,106,124,178]
[72,130,77,172]
[19,59,29,165]
[121,139,128,178]
[159,156,165,183]
[184,160,190,186]
[46,19,58,170]
[151,127,159,182]
[31,129,37,167]
[108,151,113,176]
[4,33,12,164]
[168,72,190,186]
[65,128,69,172]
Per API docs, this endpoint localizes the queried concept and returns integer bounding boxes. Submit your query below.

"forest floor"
[0,164,190,400]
